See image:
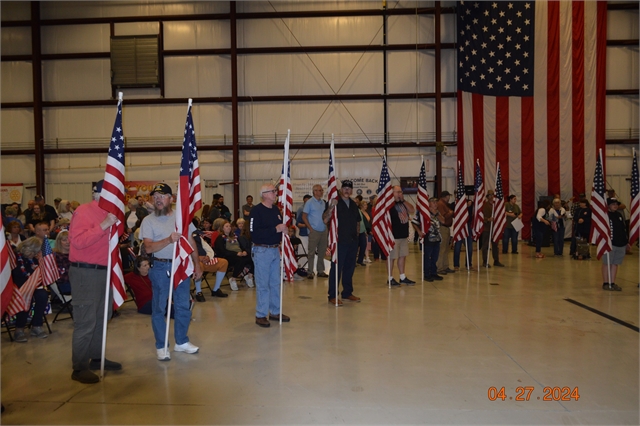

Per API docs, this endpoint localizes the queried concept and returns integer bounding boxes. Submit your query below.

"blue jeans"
[502,228,519,253]
[328,240,358,299]
[252,246,281,318]
[423,243,440,277]
[149,260,191,349]
[453,236,473,268]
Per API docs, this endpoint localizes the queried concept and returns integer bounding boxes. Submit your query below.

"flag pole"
[421,155,425,283]
[279,130,290,324]
[486,202,495,268]
[163,98,193,356]
[331,136,339,307]
[99,91,123,380]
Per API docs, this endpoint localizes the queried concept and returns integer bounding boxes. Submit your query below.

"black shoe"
[444,268,456,273]
[195,292,206,302]
[357,262,366,266]
[512,252,519,254]
[307,274,314,280]
[432,274,444,281]
[211,288,228,298]
[316,272,329,278]
[494,262,505,267]
[89,359,122,371]
[400,277,416,285]
[437,270,448,275]
[389,278,401,287]
[502,251,508,254]
[425,276,434,282]
[603,283,622,291]
[484,264,491,268]
[72,369,99,384]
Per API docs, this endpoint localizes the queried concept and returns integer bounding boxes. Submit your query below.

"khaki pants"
[436,225,451,272]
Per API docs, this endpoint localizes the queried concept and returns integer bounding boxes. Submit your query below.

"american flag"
[472,160,485,241]
[40,237,60,285]
[629,149,639,246]
[453,162,470,243]
[457,1,606,241]
[7,268,41,317]
[416,159,430,236]
[327,140,338,262]
[589,150,611,260]
[172,101,202,288]
[492,163,506,243]
[97,95,127,308]
[371,156,395,257]
[0,226,25,316]
[279,143,297,281]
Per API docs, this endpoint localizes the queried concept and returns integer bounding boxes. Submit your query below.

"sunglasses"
[261,189,277,194]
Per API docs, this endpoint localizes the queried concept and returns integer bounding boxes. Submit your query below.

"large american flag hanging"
[492,163,506,243]
[371,156,395,257]
[453,162,469,243]
[172,102,202,288]
[97,96,127,308]
[472,160,485,241]
[457,1,607,241]
[279,159,297,281]
[629,150,639,246]
[590,151,611,260]
[416,160,430,236]
[327,141,338,263]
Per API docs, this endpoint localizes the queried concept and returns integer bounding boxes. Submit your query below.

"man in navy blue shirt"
[323,180,361,306]
[249,184,291,327]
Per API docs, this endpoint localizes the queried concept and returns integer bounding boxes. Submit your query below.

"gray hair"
[17,237,42,259]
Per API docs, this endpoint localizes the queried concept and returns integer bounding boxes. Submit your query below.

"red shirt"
[124,272,152,310]
[68,200,110,265]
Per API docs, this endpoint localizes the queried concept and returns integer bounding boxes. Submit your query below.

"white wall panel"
[42,59,111,101]
[387,99,434,135]
[164,56,232,98]
[388,51,435,93]
[238,101,383,138]
[240,52,382,96]
[114,22,159,36]
[441,48,457,92]
[41,24,110,54]
[0,156,35,185]
[44,106,116,141]
[1,27,32,55]
[1,62,33,103]
[163,21,230,50]
[441,97,457,138]
[441,12,457,44]
[606,47,639,90]
[606,97,639,134]
[238,16,382,48]
[388,15,435,44]
[1,109,34,144]
[607,10,639,39]
[238,1,383,13]
[1,1,31,20]
[41,1,228,20]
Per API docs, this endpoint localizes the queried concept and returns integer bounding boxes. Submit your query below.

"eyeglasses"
[261,189,277,194]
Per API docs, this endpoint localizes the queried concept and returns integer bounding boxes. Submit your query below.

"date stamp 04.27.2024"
[488,387,580,401]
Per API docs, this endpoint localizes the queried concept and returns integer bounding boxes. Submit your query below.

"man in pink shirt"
[68,180,121,384]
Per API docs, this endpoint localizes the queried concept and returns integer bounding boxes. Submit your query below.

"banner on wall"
[1,184,24,205]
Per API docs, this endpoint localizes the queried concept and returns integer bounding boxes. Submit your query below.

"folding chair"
[2,301,52,342]
[49,283,73,323]
[290,236,308,269]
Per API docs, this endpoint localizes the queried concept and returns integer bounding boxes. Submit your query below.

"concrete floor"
[1,242,638,425]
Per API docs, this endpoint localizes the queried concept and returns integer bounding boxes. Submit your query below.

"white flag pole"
[279,130,291,324]
[331,136,339,306]
[99,91,123,380]
[421,155,425,283]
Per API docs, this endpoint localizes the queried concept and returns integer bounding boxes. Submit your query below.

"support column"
[382,2,388,158]
[31,1,45,196]
[434,1,443,195]
[230,1,240,218]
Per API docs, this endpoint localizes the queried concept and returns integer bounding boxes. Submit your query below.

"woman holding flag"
[10,237,49,342]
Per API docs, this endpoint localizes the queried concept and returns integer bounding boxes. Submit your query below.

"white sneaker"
[363,258,372,263]
[244,275,254,288]
[157,348,171,361]
[174,341,199,354]
[229,278,239,291]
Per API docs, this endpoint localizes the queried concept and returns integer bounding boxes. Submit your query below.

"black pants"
[328,240,358,299]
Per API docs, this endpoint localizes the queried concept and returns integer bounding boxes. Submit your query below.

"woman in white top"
[57,200,73,221]
[547,198,567,256]
[533,200,551,258]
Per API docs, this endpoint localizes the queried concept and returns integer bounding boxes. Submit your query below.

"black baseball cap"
[150,182,173,196]
[341,180,353,188]
[92,180,104,193]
